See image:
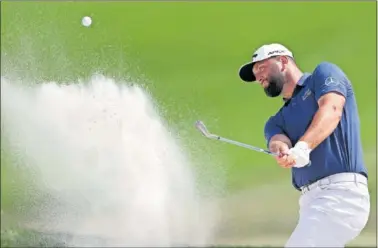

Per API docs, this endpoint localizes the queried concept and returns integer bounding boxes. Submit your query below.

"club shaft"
[215,135,311,166]
[213,135,278,156]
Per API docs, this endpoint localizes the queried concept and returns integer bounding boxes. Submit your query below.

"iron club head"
[194,120,217,139]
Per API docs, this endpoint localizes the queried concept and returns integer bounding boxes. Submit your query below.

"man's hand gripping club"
[269,134,311,168]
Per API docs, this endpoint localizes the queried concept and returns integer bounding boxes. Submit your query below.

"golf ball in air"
[82,16,92,27]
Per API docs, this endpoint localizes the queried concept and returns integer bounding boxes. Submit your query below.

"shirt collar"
[297,72,311,86]
[283,73,311,103]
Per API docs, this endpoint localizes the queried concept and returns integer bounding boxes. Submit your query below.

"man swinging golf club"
[238,43,370,247]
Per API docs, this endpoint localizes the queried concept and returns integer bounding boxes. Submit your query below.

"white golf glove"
[288,141,311,168]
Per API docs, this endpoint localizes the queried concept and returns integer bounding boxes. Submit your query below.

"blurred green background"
[1,1,376,247]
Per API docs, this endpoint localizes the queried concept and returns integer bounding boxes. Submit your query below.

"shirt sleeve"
[264,114,284,148]
[311,62,350,101]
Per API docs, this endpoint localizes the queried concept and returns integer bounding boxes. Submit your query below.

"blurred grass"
[1,1,376,247]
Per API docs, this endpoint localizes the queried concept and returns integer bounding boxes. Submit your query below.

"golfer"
[238,43,370,247]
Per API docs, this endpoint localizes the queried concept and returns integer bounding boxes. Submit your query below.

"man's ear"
[279,56,289,71]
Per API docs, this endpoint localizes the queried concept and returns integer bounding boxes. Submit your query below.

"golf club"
[194,120,311,167]
[194,120,278,157]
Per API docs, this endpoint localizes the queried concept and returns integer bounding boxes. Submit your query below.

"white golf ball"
[81,16,92,27]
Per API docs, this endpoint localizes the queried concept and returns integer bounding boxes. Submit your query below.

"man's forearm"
[299,105,342,150]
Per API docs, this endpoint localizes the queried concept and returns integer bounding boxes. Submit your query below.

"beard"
[264,73,285,97]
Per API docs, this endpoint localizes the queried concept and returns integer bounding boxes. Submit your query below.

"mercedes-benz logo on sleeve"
[325,76,339,86]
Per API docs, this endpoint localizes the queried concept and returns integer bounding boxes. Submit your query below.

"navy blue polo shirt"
[264,62,368,190]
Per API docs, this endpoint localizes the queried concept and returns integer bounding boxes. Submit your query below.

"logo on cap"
[267,50,286,56]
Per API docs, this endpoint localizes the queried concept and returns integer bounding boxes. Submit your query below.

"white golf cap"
[238,43,294,83]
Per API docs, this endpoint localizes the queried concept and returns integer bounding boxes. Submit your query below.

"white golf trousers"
[285,173,370,248]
